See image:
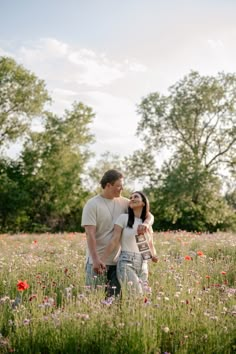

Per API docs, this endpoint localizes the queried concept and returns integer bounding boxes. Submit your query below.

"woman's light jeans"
[117,251,148,296]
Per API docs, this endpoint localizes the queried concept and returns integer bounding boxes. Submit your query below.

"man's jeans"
[85,261,121,297]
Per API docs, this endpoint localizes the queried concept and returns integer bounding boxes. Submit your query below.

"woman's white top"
[115,214,143,253]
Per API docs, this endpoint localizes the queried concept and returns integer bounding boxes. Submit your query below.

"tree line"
[0,56,235,233]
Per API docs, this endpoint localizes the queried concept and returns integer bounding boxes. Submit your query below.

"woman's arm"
[101,224,123,263]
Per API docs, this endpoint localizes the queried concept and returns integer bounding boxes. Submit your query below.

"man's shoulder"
[115,196,129,204]
[84,195,101,207]
[88,194,101,201]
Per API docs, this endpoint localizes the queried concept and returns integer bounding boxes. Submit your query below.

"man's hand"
[151,256,158,263]
[137,223,148,235]
[92,258,106,274]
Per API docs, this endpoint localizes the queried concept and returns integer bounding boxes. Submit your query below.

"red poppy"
[184,255,192,260]
[197,251,204,256]
[221,271,227,275]
[205,275,210,279]
[17,280,30,291]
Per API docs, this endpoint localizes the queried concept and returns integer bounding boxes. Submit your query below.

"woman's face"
[129,192,145,209]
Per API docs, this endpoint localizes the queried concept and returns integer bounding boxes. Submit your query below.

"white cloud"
[19,38,68,62]
[207,39,224,50]
[68,52,124,87]
[124,59,147,73]
[0,47,12,57]
[53,88,78,97]
[1,27,236,160]
[1,38,146,157]
[15,38,145,89]
[55,90,143,156]
[129,62,147,72]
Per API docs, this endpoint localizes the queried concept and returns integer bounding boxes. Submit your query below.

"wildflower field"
[0,232,235,354]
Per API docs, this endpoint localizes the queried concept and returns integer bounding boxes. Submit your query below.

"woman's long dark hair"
[127,191,150,228]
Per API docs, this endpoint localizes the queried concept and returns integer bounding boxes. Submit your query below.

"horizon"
[1,0,236,165]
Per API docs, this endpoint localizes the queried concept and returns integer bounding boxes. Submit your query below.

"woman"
[101,191,157,296]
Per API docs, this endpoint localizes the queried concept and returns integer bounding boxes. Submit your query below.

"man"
[81,169,153,297]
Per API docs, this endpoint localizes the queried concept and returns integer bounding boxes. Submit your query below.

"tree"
[86,151,155,195]
[21,102,95,231]
[137,71,236,171]
[0,56,50,148]
[146,153,235,231]
[123,149,159,188]
[225,189,236,210]
[135,71,236,231]
[86,151,131,193]
[0,57,96,232]
[0,158,32,231]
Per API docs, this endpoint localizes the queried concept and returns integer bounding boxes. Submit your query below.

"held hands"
[151,256,158,263]
[92,258,106,274]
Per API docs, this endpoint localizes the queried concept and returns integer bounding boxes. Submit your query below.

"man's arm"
[84,225,105,274]
[137,212,154,235]
[144,212,154,226]
[148,231,158,263]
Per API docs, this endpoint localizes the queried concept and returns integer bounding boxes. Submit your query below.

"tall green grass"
[0,231,235,353]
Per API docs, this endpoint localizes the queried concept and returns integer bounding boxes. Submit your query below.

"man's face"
[108,178,124,198]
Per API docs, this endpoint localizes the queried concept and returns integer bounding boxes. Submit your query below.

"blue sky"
[1,0,236,162]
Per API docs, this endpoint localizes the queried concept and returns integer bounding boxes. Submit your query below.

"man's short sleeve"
[81,200,97,227]
[115,214,128,229]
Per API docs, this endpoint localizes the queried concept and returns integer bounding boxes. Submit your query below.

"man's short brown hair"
[100,169,124,189]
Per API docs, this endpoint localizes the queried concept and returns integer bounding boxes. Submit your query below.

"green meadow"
[0,231,235,354]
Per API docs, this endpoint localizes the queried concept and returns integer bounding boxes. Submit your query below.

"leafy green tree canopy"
[0,57,97,232]
[137,71,236,172]
[147,154,235,232]
[0,56,50,148]
[132,71,236,231]
[22,102,95,215]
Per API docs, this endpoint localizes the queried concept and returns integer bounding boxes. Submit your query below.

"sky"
[1,0,236,163]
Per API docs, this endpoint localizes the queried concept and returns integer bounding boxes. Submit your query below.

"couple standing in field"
[81,169,157,298]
